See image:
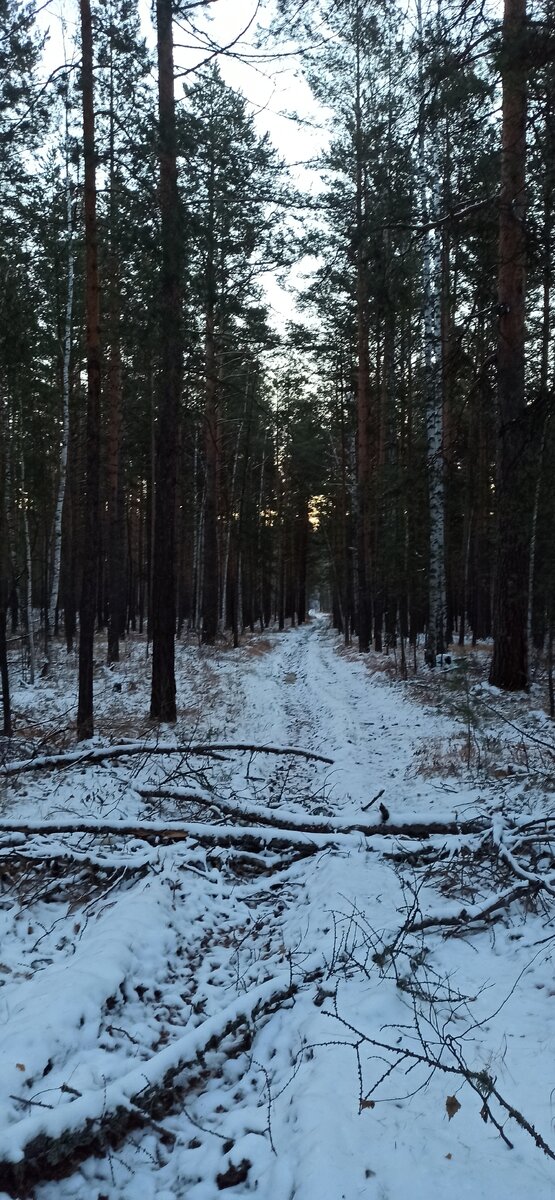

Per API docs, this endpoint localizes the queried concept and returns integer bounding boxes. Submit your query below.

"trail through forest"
[0,620,554,1199]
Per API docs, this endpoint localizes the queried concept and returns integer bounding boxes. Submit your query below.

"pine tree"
[489,0,530,690]
[178,67,289,645]
[76,0,102,740]
[150,0,182,722]
[0,0,46,732]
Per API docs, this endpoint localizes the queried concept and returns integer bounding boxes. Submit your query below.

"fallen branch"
[0,815,489,851]
[0,968,309,1195]
[138,787,488,840]
[2,740,333,777]
[497,844,555,897]
[326,1006,555,1163]
[407,882,540,934]
[0,818,349,854]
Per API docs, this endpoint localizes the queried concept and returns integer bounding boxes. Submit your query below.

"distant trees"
[0,0,47,734]
[177,67,289,644]
[274,0,552,690]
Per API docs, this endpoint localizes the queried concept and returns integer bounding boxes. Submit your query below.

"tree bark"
[201,303,219,643]
[418,0,446,666]
[106,35,125,666]
[49,143,74,637]
[354,17,371,653]
[150,0,182,721]
[0,605,11,737]
[76,0,102,740]
[489,0,529,691]
[20,436,36,685]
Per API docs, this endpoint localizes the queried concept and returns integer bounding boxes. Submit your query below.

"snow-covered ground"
[0,618,554,1198]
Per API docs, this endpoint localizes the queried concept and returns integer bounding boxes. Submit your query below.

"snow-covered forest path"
[206,615,470,816]
[1,621,554,1199]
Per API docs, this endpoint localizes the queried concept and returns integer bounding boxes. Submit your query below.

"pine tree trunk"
[106,44,125,667]
[548,611,554,719]
[221,413,245,635]
[0,605,11,737]
[106,333,124,664]
[150,0,182,721]
[527,184,552,650]
[354,30,371,653]
[202,303,219,644]
[77,0,101,741]
[489,0,529,691]
[418,0,446,667]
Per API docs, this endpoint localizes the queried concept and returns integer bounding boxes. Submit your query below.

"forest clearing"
[0,617,554,1198]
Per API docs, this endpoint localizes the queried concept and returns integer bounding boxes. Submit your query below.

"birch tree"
[417,0,446,666]
[48,113,75,637]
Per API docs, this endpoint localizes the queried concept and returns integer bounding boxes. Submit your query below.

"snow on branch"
[0,968,310,1195]
[2,740,334,776]
[0,815,490,851]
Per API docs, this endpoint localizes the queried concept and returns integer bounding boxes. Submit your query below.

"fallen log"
[0,815,489,855]
[0,968,309,1196]
[0,818,357,855]
[3,740,333,777]
[138,787,489,840]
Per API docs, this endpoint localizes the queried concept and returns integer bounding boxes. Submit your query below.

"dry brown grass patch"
[412,734,472,778]
[242,638,274,658]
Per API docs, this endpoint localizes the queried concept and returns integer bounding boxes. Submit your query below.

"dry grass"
[242,638,274,658]
[412,734,472,779]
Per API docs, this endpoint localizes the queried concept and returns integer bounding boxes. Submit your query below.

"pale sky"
[38,0,328,330]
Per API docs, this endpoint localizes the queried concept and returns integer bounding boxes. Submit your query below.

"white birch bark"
[236,549,243,633]
[256,428,267,629]
[219,414,244,634]
[19,437,36,684]
[48,160,75,632]
[2,393,19,623]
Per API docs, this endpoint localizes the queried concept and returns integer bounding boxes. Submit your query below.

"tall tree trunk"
[0,605,11,737]
[150,0,182,721]
[77,0,102,740]
[106,332,124,664]
[202,303,219,644]
[20,436,36,685]
[354,17,371,653]
[201,124,219,646]
[49,143,74,636]
[418,0,446,666]
[527,176,552,650]
[106,33,125,666]
[220,407,245,635]
[489,0,529,691]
